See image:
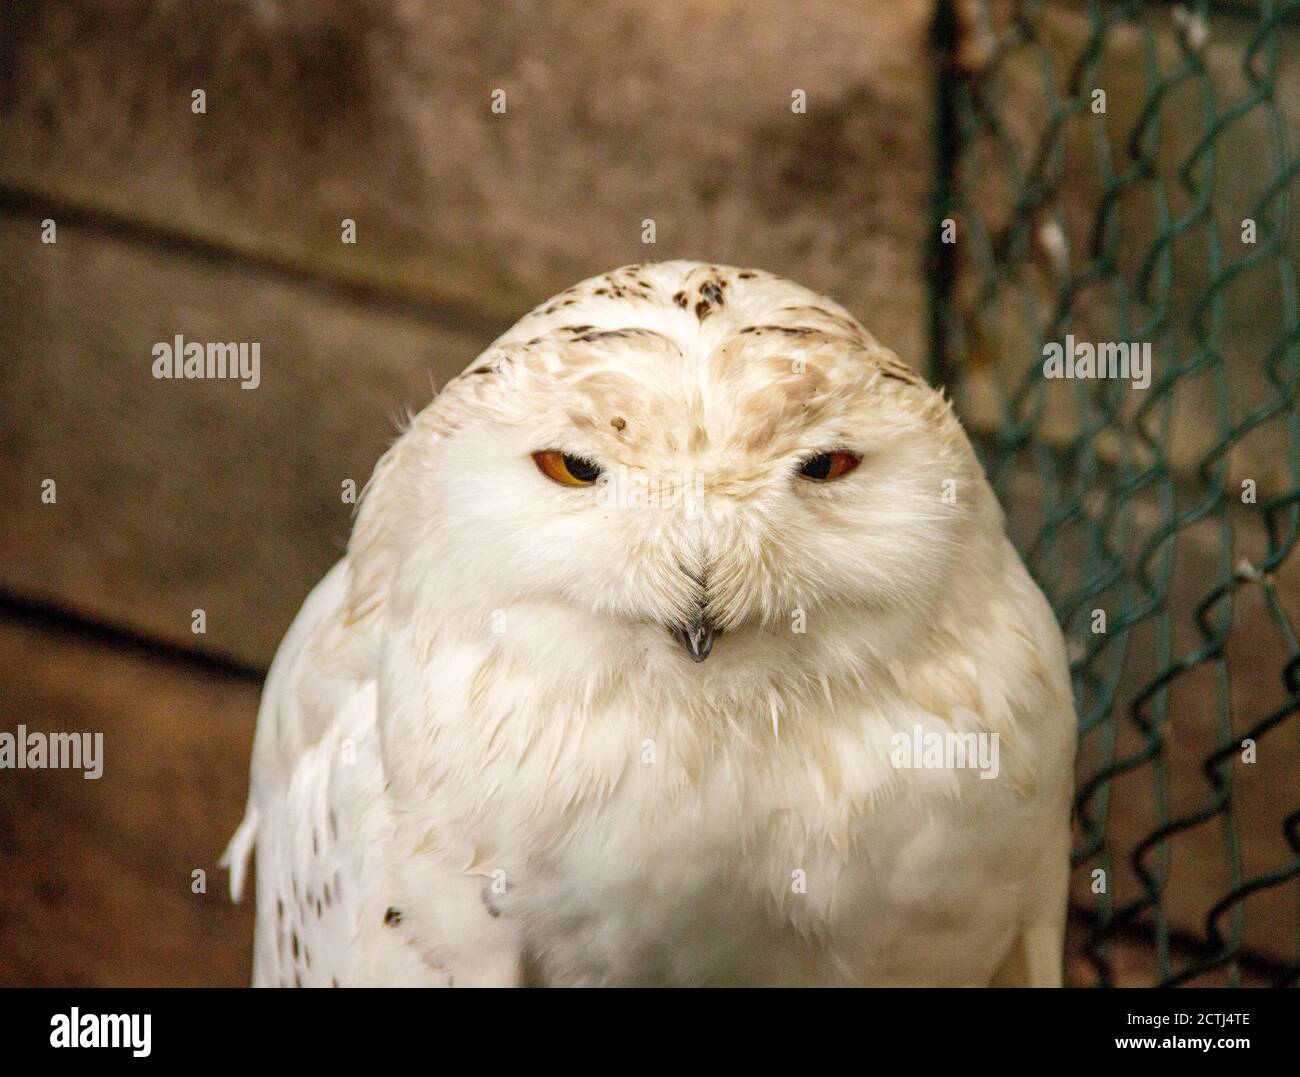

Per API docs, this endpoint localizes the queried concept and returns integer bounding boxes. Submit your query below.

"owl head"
[344,262,1002,699]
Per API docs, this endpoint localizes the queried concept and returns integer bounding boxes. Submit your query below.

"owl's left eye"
[533,450,603,486]
[797,451,861,482]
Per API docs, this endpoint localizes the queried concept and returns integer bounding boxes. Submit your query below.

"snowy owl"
[224,261,1077,987]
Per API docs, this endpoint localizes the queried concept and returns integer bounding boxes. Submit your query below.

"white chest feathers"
[375,640,1072,987]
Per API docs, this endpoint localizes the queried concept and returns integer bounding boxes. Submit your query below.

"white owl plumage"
[223,261,1077,986]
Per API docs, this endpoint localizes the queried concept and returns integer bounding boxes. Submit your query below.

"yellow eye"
[533,450,603,486]
[798,451,861,481]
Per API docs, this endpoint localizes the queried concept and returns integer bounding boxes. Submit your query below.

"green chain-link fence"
[932,0,1300,986]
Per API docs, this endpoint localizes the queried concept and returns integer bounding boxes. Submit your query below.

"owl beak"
[672,614,719,662]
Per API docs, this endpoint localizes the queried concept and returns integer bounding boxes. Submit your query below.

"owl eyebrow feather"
[569,328,675,344]
[739,325,818,336]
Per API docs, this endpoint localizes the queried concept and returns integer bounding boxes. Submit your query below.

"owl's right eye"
[533,450,603,486]
[797,451,861,482]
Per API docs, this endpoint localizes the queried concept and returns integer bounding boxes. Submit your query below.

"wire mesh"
[932,0,1300,986]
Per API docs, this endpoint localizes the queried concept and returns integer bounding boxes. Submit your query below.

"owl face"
[404,263,988,677]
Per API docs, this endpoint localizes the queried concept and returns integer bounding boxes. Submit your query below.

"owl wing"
[221,561,449,987]
[989,548,1076,987]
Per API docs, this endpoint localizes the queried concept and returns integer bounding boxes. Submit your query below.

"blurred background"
[0,0,1296,986]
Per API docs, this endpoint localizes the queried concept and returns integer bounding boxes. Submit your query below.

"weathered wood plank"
[0,614,257,987]
[0,213,490,668]
[0,0,937,366]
